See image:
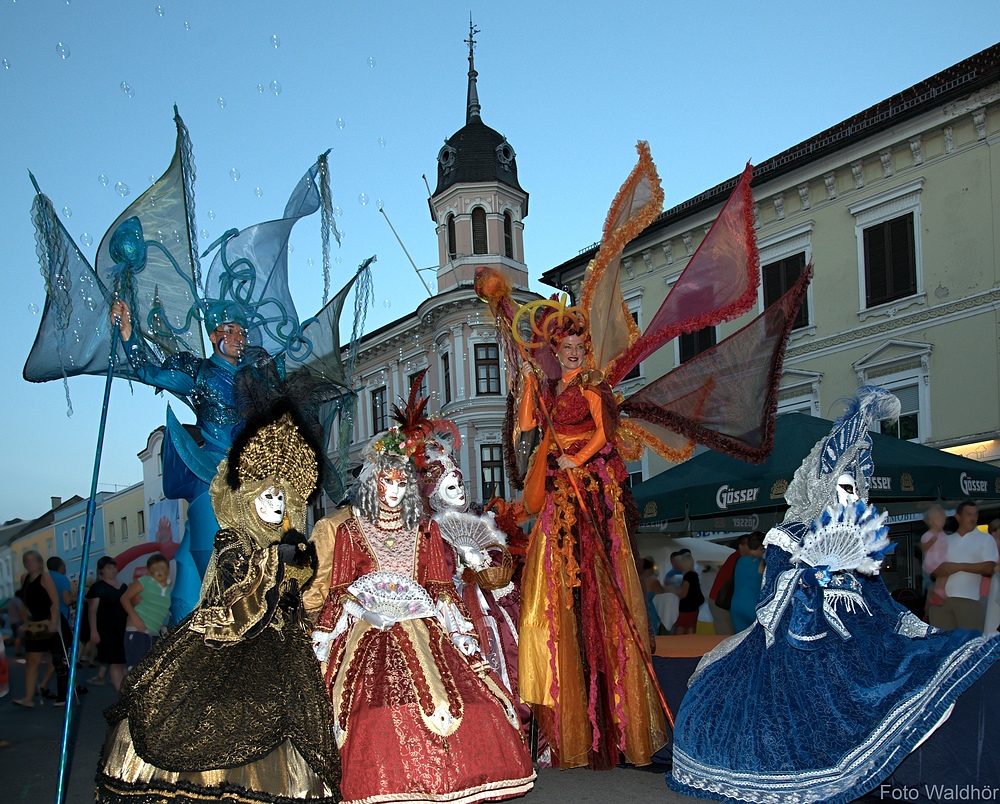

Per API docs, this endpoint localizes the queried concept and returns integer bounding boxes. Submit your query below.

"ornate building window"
[763,252,809,329]
[853,339,931,443]
[503,211,514,259]
[441,353,452,405]
[447,214,457,260]
[849,178,924,319]
[480,444,506,500]
[475,343,501,395]
[863,214,917,307]
[371,386,388,433]
[472,207,488,255]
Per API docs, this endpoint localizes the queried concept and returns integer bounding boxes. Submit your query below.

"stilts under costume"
[311,397,535,804]
[476,142,810,769]
[667,386,1000,804]
[95,405,341,804]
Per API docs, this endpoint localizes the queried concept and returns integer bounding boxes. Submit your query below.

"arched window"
[447,214,457,260]
[503,211,514,259]
[472,207,488,255]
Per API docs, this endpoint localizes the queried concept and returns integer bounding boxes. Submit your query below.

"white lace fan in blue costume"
[667,385,1000,804]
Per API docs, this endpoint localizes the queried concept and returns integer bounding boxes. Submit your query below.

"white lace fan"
[434,510,507,561]
[791,501,891,576]
[346,571,436,622]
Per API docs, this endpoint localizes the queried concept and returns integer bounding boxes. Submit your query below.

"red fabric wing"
[607,163,759,387]
[620,266,811,463]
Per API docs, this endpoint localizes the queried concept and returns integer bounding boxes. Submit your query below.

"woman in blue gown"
[667,387,1000,804]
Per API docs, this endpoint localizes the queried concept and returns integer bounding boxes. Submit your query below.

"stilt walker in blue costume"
[667,386,1000,804]
[24,107,369,621]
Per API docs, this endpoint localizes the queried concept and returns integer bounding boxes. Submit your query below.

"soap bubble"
[358,193,369,206]
[336,117,345,130]
[307,258,314,266]
[149,174,156,185]
[81,232,93,246]
[62,206,72,218]
[183,21,190,31]
[155,5,163,16]
[377,198,384,210]
[333,206,343,218]
[257,83,264,93]
[229,168,240,181]
[121,81,134,98]
[200,229,208,239]
[208,209,216,220]
[56,42,70,59]
[2,59,9,70]
[98,174,109,186]
[115,182,130,197]
[368,56,376,68]
[28,302,39,315]
[269,34,280,49]
[217,96,226,109]
[269,80,281,95]
[335,256,342,264]
[378,137,386,147]
[287,244,294,254]
[383,299,391,309]
[254,187,263,198]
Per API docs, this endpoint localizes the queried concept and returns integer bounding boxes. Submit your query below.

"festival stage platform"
[651,634,1000,803]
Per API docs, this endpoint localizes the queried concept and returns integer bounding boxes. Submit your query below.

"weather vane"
[465,14,480,65]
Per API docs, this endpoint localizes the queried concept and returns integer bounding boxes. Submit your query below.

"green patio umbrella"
[633,413,1000,530]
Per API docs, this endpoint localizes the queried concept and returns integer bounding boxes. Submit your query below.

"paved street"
[1,656,698,804]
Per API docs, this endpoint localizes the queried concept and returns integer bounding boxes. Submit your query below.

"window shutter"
[472,208,488,255]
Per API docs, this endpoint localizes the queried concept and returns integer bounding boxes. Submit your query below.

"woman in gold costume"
[515,304,667,770]
[95,403,340,803]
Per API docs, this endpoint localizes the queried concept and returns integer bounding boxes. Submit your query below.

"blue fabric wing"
[203,155,339,358]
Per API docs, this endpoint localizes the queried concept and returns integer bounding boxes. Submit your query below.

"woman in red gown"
[312,438,535,804]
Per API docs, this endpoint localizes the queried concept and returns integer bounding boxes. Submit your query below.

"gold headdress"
[226,411,319,501]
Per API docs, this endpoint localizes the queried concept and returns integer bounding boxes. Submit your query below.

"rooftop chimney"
[51,496,62,510]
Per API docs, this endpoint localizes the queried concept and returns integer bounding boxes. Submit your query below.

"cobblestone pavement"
[1,655,700,803]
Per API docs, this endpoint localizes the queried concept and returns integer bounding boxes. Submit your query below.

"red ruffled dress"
[314,513,535,804]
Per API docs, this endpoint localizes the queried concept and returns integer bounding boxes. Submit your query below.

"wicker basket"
[474,545,514,591]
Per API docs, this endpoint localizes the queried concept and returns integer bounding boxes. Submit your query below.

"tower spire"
[464,14,481,124]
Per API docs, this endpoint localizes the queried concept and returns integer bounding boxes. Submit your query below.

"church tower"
[430,20,529,292]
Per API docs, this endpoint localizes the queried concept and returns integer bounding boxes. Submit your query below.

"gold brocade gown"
[95,526,340,804]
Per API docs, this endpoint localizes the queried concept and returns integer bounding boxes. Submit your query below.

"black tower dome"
[432,21,527,209]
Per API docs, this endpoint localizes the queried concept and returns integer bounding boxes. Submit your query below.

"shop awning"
[633,413,1000,530]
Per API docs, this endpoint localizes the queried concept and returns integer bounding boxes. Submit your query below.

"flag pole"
[54,323,120,804]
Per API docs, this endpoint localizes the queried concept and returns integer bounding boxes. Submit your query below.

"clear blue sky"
[0,0,995,524]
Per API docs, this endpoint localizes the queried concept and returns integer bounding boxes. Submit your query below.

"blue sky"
[0,0,995,524]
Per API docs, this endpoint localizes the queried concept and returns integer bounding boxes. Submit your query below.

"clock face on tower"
[438,145,457,170]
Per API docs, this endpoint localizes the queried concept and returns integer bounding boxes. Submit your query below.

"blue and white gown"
[667,505,1000,804]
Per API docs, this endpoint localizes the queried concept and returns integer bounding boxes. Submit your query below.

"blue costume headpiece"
[783,385,901,525]
[205,300,249,332]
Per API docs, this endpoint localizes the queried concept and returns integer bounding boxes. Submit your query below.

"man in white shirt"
[928,501,999,633]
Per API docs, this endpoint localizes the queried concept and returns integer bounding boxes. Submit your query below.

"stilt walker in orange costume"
[476,142,811,770]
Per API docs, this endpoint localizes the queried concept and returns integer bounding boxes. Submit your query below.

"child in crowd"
[919,505,949,612]
[120,554,173,671]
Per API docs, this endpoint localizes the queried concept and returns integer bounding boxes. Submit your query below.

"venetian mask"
[836,473,859,507]
[378,469,408,509]
[254,486,286,524]
[438,469,467,509]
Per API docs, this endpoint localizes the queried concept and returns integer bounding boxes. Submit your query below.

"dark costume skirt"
[96,613,340,803]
